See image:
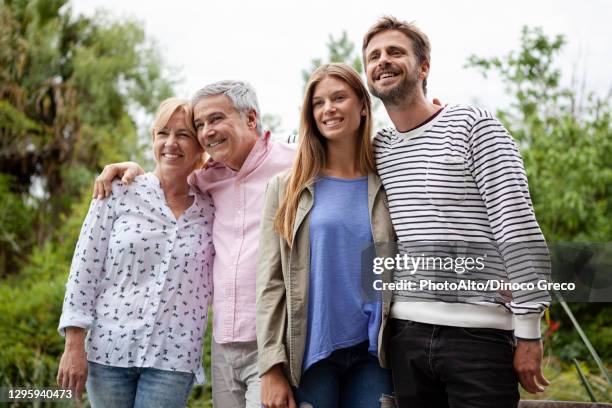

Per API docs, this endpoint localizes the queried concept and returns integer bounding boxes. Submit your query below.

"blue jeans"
[293,341,394,408]
[86,362,195,408]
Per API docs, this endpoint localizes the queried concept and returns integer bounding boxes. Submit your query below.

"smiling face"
[153,110,203,176]
[193,94,258,170]
[364,29,424,105]
[311,76,364,143]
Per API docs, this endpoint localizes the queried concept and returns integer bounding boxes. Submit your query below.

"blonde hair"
[274,63,376,246]
[151,97,205,170]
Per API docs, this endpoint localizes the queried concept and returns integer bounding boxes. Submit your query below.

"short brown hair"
[362,16,431,94]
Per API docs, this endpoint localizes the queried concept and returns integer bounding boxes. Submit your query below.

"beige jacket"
[256,170,396,386]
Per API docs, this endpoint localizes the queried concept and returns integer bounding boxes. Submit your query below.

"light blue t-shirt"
[302,175,381,372]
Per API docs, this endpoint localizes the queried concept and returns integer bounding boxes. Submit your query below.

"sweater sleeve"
[467,112,551,340]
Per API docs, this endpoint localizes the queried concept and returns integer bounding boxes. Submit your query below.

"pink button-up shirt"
[190,133,295,343]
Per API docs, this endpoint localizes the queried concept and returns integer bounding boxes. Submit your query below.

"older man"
[94,81,295,408]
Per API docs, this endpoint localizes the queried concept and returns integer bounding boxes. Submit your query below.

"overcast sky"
[70,0,611,134]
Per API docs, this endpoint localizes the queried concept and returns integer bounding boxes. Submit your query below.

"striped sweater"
[373,104,550,339]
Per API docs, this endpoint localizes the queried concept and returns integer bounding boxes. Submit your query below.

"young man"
[93,81,295,408]
[362,16,551,408]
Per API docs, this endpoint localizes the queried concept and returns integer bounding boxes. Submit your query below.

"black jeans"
[388,319,519,408]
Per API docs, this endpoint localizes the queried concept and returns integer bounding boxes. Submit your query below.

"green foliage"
[0,174,35,274]
[521,357,611,402]
[301,31,363,87]
[467,25,612,397]
[467,27,567,124]
[1,9,610,405]
[0,190,89,407]
[0,0,174,275]
[0,99,41,135]
[0,273,66,388]
[548,303,612,363]
[0,0,180,403]
[555,293,611,385]
[466,26,612,242]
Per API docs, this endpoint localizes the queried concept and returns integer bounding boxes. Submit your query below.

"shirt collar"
[237,130,272,177]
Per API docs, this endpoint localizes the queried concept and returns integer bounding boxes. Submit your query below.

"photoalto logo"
[360,241,612,303]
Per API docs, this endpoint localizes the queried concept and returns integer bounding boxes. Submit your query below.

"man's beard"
[369,66,420,106]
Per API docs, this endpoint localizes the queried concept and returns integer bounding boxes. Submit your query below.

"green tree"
[0,174,34,273]
[0,0,177,400]
[467,27,612,400]
[466,26,612,242]
[0,0,173,275]
[301,31,363,87]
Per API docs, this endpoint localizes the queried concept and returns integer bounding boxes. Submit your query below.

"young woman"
[256,63,396,408]
[57,98,214,408]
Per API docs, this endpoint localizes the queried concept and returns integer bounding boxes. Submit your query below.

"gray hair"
[192,80,262,135]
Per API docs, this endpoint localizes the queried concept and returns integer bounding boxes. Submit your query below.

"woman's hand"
[261,365,296,408]
[93,161,145,199]
[57,328,88,401]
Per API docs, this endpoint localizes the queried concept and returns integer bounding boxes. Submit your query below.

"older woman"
[57,98,214,408]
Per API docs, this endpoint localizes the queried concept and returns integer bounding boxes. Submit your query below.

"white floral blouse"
[59,173,214,383]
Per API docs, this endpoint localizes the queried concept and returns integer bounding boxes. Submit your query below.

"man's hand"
[93,162,144,199]
[261,365,296,408]
[514,339,550,393]
[57,328,88,401]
